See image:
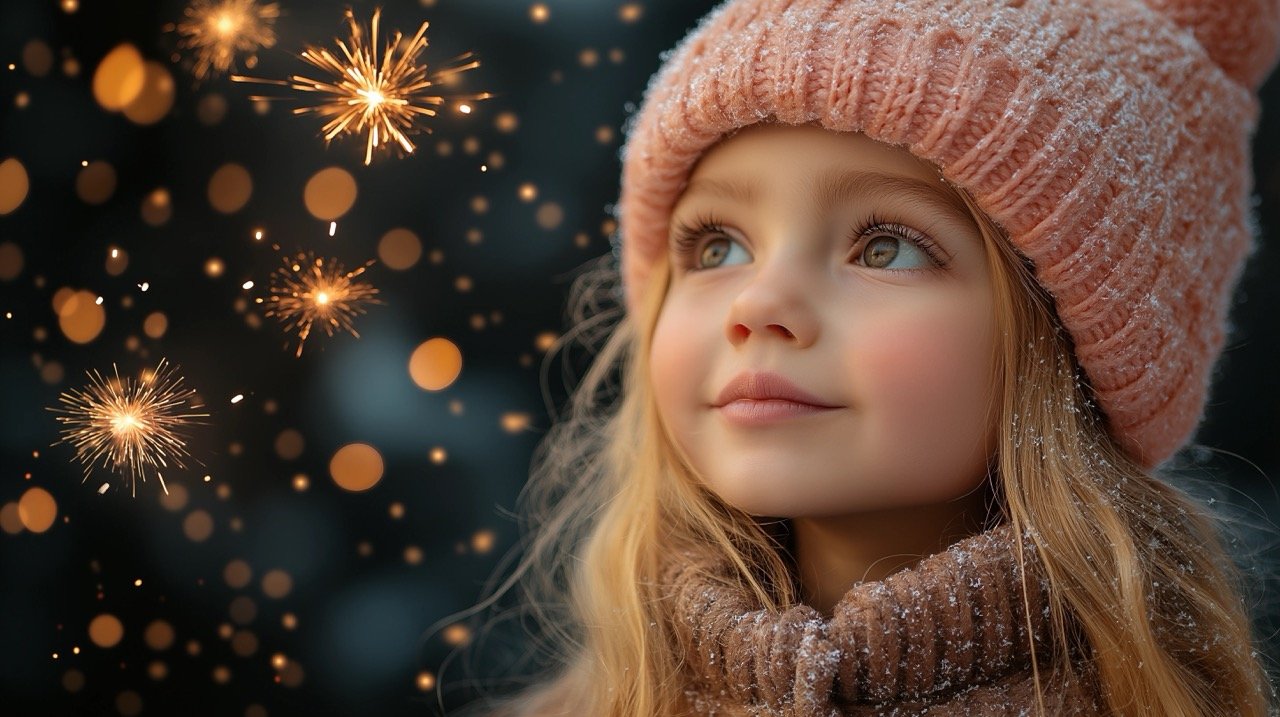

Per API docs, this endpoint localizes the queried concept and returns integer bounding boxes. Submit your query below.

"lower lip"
[715,399,839,426]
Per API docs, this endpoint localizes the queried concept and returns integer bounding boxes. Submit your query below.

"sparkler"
[170,0,281,81]
[48,359,207,497]
[262,251,381,357]
[232,7,491,165]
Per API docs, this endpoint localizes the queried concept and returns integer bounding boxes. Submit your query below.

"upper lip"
[713,371,841,408]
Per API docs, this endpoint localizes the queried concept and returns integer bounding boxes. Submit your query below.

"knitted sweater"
[661,523,1106,716]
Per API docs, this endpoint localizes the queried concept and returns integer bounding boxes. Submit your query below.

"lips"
[713,371,840,408]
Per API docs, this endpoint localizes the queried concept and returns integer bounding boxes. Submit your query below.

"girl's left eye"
[669,212,947,274]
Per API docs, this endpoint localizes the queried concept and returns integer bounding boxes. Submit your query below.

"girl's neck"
[789,483,995,617]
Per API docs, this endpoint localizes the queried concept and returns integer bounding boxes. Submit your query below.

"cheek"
[857,298,996,448]
[650,302,705,418]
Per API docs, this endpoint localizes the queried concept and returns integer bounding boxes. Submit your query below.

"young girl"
[441,0,1280,714]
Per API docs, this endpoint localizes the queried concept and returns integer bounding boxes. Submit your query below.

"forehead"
[675,124,970,221]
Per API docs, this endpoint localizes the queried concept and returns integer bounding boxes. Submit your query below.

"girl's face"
[651,123,998,519]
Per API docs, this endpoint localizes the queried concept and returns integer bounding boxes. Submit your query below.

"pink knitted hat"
[613,0,1280,469]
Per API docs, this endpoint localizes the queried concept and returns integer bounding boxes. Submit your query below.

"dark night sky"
[1,1,1278,716]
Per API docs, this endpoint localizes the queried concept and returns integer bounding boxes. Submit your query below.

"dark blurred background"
[0,1,1277,715]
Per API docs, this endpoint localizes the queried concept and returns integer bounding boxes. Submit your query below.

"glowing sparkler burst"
[172,0,280,81]
[233,7,491,165]
[263,252,381,357]
[49,359,207,497]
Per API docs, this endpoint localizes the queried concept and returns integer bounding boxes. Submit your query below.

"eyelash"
[670,211,948,274]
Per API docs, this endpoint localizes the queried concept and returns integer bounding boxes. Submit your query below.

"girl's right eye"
[670,215,744,272]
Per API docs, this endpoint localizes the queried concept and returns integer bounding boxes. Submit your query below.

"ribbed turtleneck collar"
[661,522,1061,715]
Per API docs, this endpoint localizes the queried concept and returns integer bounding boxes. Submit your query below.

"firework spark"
[262,251,381,357]
[232,7,491,164]
[48,359,207,497]
[170,0,280,81]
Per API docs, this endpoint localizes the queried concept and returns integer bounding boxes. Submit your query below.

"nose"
[724,252,818,347]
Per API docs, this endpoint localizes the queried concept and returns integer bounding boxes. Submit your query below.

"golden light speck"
[116,690,143,717]
[148,661,168,680]
[549,69,563,84]
[377,228,422,271]
[263,399,278,414]
[619,3,643,22]
[196,94,228,126]
[261,569,293,599]
[183,509,214,542]
[54,290,108,345]
[22,40,54,77]
[574,231,590,248]
[465,228,482,245]
[141,188,172,226]
[579,48,599,68]
[271,653,287,670]
[76,161,117,205]
[281,613,297,630]
[216,482,232,499]
[535,202,564,230]
[517,183,537,202]
[159,482,189,511]
[487,150,505,170]
[0,502,23,534]
[143,620,175,651]
[142,312,168,339]
[208,163,252,214]
[15,92,30,109]
[231,630,259,657]
[442,623,471,646]
[92,44,145,111]
[186,640,201,656]
[205,257,225,277]
[416,671,435,691]
[40,361,65,384]
[62,669,85,693]
[230,516,243,532]
[34,326,48,341]
[357,541,373,557]
[291,473,309,491]
[595,125,615,144]
[212,665,232,685]
[303,167,358,221]
[252,98,270,115]
[534,331,558,352]
[494,111,518,133]
[609,48,625,63]
[408,337,462,391]
[469,313,485,330]
[18,486,57,532]
[329,443,384,492]
[0,157,30,215]
[500,412,532,433]
[229,596,257,625]
[601,218,618,236]
[404,545,423,565]
[388,502,405,519]
[469,195,489,214]
[61,0,79,12]
[227,442,242,459]
[224,559,252,589]
[105,247,129,276]
[429,446,446,464]
[88,613,124,648]
[274,429,304,460]
[0,241,23,280]
[63,57,81,76]
[123,61,176,125]
[455,276,472,293]
[529,3,549,23]
[435,140,453,156]
[448,399,464,415]
[462,136,480,155]
[472,529,496,553]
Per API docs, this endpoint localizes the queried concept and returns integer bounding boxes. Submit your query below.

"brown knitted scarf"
[661,523,1104,716]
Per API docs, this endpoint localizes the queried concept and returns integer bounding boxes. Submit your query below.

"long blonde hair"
[431,167,1276,717]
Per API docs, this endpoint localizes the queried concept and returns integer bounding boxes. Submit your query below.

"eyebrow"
[677,169,973,224]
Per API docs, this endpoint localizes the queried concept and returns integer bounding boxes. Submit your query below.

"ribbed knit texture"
[614,0,1280,468]
[662,523,1103,716]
